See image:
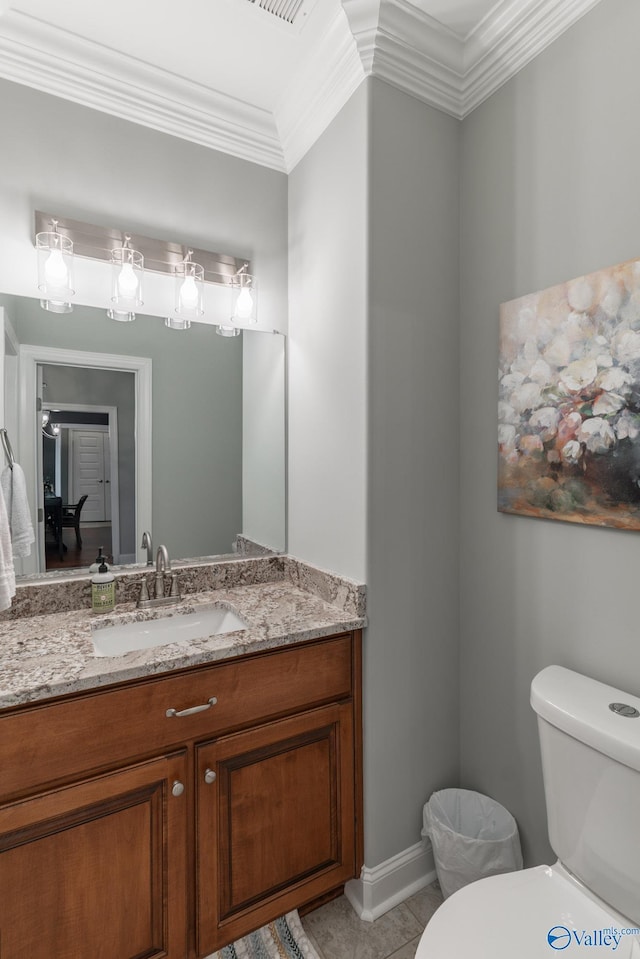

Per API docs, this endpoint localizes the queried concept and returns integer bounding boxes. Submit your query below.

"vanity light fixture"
[108,235,143,322]
[166,251,204,330]
[36,218,75,314]
[34,211,255,331]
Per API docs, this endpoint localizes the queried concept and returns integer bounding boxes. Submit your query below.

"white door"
[70,430,109,522]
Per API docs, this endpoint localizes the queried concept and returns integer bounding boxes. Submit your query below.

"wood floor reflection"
[46,524,113,570]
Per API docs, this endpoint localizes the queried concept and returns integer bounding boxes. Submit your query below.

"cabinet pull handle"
[172,780,185,797]
[204,768,217,785]
[166,696,217,718]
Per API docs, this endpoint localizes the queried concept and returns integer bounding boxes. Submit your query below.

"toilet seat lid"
[416,865,640,959]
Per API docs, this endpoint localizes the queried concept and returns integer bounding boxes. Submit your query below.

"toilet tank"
[531,665,640,925]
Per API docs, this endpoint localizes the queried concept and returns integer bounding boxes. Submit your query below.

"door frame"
[19,344,152,574]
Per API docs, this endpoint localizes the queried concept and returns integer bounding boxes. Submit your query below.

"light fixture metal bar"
[35,211,250,286]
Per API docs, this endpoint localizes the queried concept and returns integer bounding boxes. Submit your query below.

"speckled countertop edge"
[0,562,367,710]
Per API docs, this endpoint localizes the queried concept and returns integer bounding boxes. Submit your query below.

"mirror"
[2,294,286,577]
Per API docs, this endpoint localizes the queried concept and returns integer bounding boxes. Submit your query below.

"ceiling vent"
[244,0,317,32]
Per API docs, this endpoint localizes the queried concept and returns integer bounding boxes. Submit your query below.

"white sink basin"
[92,605,248,657]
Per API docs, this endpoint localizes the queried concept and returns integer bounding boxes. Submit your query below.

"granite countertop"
[0,580,365,710]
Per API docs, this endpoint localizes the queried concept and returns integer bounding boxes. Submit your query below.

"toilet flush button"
[609,702,640,718]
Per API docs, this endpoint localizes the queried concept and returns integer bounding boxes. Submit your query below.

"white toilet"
[416,665,640,958]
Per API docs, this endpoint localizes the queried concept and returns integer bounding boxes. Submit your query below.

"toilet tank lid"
[531,666,640,773]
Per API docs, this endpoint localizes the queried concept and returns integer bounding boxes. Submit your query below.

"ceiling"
[0,0,603,172]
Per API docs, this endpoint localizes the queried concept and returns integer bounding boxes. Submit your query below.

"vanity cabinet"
[0,630,362,959]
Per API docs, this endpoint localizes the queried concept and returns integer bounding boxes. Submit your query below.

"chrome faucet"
[136,544,181,608]
[141,530,153,566]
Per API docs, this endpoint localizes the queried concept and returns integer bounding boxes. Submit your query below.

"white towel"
[1,464,35,558]
[0,482,16,611]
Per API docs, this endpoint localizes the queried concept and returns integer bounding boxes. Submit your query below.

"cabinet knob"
[204,768,217,785]
[172,780,185,797]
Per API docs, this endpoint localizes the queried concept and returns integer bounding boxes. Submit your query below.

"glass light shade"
[37,231,74,313]
[231,273,258,324]
[216,324,241,337]
[165,315,191,331]
[107,309,136,322]
[174,260,204,322]
[110,246,143,318]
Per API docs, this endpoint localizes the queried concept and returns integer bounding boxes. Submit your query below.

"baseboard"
[344,840,437,922]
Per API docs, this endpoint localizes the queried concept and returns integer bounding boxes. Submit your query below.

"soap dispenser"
[89,548,106,574]
[91,559,116,613]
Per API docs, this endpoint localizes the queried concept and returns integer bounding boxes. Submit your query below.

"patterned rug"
[208,911,321,959]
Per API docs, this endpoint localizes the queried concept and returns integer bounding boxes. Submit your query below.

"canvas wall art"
[498,257,640,530]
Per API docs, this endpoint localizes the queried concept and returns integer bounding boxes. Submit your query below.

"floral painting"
[498,257,640,530]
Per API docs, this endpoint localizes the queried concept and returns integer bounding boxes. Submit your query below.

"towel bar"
[1,428,15,470]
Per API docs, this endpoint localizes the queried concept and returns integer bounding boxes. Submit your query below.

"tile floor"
[301,882,444,959]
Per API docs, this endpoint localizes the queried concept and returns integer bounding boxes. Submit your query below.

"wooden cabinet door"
[0,751,188,959]
[196,702,356,956]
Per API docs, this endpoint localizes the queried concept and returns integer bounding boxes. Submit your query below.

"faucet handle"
[138,577,150,605]
[169,573,181,599]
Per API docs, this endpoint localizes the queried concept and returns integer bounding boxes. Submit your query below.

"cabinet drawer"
[0,633,354,798]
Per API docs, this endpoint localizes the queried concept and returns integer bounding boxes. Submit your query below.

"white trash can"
[422,788,523,899]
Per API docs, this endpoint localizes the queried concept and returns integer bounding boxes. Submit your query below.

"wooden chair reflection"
[61,494,89,548]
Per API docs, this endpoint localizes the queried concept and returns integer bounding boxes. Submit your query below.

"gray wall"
[366,79,460,864]
[289,78,460,869]
[459,0,640,865]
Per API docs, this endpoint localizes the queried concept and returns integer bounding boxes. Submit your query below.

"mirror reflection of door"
[40,378,127,571]
[42,416,115,570]
[70,429,111,522]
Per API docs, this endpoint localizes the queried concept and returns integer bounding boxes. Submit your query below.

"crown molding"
[276,7,365,171]
[340,0,381,72]
[461,0,605,115]
[344,0,605,120]
[374,0,465,117]
[0,0,606,172]
[0,9,286,171]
